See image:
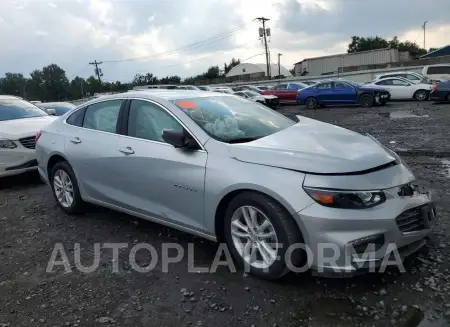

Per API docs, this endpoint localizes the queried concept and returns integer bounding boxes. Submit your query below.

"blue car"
[296,80,391,109]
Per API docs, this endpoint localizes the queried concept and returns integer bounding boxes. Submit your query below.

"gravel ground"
[1,101,450,327]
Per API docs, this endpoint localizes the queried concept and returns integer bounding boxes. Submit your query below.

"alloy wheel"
[53,169,74,208]
[230,205,279,269]
[415,90,427,101]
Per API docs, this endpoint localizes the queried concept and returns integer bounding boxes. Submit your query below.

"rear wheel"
[413,89,428,101]
[51,161,86,214]
[359,94,374,107]
[223,192,305,280]
[305,97,318,109]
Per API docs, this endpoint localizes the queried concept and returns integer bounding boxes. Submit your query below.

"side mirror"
[46,109,56,116]
[162,129,189,148]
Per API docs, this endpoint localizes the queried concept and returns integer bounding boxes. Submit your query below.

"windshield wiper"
[226,136,261,144]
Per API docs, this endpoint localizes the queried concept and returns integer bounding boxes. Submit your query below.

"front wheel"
[223,192,305,280]
[305,97,318,109]
[51,161,86,214]
[413,90,428,101]
[359,94,374,107]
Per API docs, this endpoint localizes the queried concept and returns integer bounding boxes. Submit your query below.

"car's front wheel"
[51,161,86,214]
[224,192,305,280]
[359,94,374,107]
[413,89,428,101]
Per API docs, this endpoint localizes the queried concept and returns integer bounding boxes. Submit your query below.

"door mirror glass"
[162,129,189,148]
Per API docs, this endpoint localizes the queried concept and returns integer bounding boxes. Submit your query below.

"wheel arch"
[46,152,69,182]
[213,186,303,244]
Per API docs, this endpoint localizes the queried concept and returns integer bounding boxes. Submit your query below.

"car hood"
[0,116,57,139]
[257,95,277,99]
[229,116,396,174]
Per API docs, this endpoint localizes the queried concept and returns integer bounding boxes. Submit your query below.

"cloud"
[0,0,448,82]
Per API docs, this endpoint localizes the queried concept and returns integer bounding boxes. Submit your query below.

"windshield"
[244,91,260,97]
[0,99,49,121]
[171,96,295,143]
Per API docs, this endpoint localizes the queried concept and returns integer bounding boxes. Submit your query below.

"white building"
[226,63,293,82]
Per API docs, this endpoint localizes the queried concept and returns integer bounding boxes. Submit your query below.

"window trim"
[63,98,126,137]
[120,98,206,152]
[274,84,288,90]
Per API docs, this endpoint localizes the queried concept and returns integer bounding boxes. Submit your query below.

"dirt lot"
[1,101,450,327]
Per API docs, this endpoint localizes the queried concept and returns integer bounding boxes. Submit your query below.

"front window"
[171,96,295,143]
[0,98,48,121]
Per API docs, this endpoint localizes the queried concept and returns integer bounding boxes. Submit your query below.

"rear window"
[0,99,48,121]
[171,96,294,143]
[426,66,450,75]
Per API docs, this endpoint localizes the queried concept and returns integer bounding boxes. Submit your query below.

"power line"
[241,53,265,62]
[102,21,254,64]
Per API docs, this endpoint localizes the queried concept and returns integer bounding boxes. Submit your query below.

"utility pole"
[256,17,271,80]
[89,60,103,83]
[422,21,428,50]
[277,53,282,78]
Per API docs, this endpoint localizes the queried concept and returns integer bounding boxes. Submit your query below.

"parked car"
[177,85,200,90]
[212,87,234,94]
[0,95,56,177]
[36,90,436,280]
[372,71,430,85]
[429,80,450,103]
[233,85,265,93]
[234,90,279,108]
[38,102,76,116]
[422,64,450,83]
[197,86,213,91]
[261,82,309,104]
[297,80,390,108]
[365,77,432,101]
[255,85,270,90]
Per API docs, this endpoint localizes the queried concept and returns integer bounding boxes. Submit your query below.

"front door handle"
[70,137,81,144]
[119,146,134,155]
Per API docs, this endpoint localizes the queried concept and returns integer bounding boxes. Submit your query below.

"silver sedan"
[35,90,436,280]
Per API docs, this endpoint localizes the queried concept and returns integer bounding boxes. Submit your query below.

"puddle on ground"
[441,160,450,178]
[379,111,429,119]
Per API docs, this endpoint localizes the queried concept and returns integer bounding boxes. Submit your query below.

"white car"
[234,90,279,108]
[0,95,57,177]
[365,77,432,101]
[422,64,450,83]
[372,71,429,85]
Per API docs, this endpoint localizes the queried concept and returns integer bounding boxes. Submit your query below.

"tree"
[0,73,28,98]
[348,36,427,58]
[347,36,389,53]
[428,47,439,52]
[223,58,240,76]
[160,75,181,84]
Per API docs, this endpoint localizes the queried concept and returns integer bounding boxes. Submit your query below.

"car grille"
[19,136,36,149]
[395,205,427,233]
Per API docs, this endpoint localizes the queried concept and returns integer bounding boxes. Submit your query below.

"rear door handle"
[119,146,134,155]
[70,137,81,144]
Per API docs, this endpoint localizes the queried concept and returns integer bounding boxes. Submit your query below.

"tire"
[50,161,86,214]
[305,97,318,109]
[223,192,305,280]
[359,94,374,107]
[413,89,428,101]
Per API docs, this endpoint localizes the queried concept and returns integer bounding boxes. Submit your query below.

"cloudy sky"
[0,0,449,82]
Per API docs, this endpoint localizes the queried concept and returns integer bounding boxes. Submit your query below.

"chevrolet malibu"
[36,90,436,280]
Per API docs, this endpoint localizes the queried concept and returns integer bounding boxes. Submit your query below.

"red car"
[261,82,309,104]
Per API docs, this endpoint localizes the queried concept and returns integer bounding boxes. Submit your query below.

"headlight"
[0,139,17,149]
[303,187,386,209]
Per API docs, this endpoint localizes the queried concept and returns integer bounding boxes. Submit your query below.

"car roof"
[83,90,231,104]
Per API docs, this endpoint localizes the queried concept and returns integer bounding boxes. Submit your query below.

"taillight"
[35,131,42,143]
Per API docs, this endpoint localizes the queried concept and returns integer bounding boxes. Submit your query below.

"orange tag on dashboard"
[176,100,197,109]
